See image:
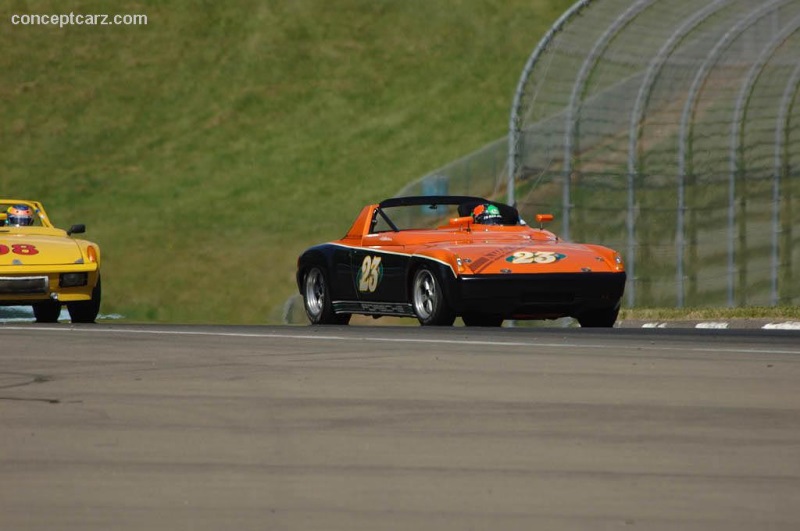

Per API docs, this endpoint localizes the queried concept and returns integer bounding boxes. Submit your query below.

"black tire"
[67,275,102,323]
[462,313,504,327]
[411,267,455,326]
[33,300,62,323]
[577,306,619,328]
[302,266,350,325]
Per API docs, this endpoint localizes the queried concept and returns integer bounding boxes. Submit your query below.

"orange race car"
[297,196,626,327]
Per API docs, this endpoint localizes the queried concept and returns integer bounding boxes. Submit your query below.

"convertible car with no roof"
[297,196,625,327]
[0,199,101,323]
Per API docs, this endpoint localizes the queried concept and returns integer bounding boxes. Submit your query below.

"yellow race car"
[0,200,101,323]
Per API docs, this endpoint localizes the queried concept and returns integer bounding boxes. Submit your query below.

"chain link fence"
[403,0,800,310]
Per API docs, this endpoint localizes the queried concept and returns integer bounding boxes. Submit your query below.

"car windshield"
[373,203,462,232]
[371,198,521,233]
[0,202,42,227]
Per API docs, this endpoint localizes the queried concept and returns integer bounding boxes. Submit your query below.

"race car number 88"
[0,244,39,255]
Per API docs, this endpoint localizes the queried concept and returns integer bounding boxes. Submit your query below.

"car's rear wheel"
[33,300,61,323]
[577,306,619,328]
[303,267,350,325]
[462,313,504,327]
[412,267,455,326]
[67,276,102,323]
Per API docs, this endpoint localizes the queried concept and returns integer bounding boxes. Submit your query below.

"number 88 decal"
[0,244,39,255]
[506,251,565,264]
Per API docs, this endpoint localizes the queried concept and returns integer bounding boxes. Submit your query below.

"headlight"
[60,273,88,288]
[455,256,472,274]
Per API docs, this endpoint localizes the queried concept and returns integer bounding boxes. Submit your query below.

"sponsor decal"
[357,255,383,292]
[469,246,520,273]
[505,251,566,264]
[360,302,410,315]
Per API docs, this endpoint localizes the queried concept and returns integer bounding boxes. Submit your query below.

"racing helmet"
[471,203,503,225]
[6,205,34,226]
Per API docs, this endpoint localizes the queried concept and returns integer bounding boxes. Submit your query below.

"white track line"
[2,325,799,356]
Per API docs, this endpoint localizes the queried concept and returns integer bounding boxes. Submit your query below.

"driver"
[6,205,35,227]
[471,203,503,225]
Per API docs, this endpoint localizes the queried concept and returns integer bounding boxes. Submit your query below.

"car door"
[351,233,408,304]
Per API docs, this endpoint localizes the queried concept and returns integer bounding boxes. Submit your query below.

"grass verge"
[1,0,572,323]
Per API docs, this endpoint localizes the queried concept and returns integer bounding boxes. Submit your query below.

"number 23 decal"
[0,244,39,256]
[506,251,565,264]
[358,255,383,292]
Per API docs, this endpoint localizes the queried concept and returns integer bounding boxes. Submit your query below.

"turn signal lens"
[87,246,98,263]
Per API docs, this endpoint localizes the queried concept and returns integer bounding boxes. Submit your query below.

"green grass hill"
[2,0,572,323]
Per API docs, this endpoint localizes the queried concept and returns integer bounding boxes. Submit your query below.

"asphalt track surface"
[1,324,799,531]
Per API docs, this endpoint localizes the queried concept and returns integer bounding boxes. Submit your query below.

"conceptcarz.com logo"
[10,13,148,27]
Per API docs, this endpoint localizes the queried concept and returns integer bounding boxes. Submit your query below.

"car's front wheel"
[67,275,102,323]
[303,267,350,325]
[411,267,455,326]
[33,300,61,323]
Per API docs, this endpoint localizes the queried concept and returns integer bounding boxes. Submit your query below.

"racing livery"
[297,196,625,327]
[0,199,101,323]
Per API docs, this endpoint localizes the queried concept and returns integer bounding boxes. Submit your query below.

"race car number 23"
[0,244,39,256]
[358,255,383,292]
[506,251,564,264]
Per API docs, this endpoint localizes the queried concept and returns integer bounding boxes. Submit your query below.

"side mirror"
[67,224,86,236]
[535,214,554,229]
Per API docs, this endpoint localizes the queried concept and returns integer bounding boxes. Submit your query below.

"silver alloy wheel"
[304,268,325,319]
[412,269,437,320]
